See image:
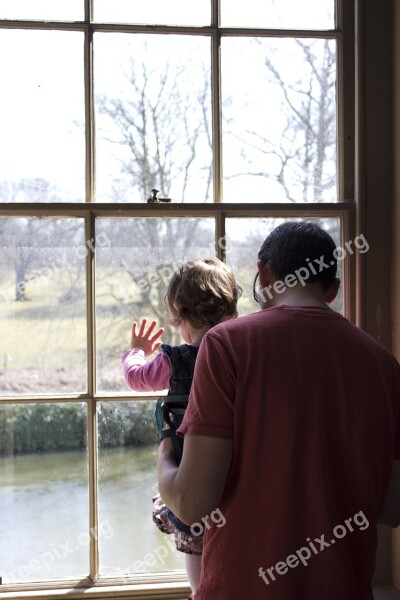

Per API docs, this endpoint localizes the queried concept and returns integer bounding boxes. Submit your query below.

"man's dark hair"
[258,221,337,291]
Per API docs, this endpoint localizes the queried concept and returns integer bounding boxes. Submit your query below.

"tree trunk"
[15,261,27,301]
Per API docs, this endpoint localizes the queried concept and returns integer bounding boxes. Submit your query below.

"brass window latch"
[147,188,171,203]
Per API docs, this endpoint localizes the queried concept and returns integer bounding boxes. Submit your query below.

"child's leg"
[185,553,202,597]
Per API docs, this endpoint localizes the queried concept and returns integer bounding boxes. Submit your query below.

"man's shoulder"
[211,310,264,335]
[354,326,400,368]
[209,307,399,364]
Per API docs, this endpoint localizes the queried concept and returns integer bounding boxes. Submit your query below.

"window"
[0,0,355,596]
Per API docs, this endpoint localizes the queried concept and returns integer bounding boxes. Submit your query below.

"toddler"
[122,257,240,598]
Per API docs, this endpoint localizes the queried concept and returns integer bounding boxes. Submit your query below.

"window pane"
[0,218,87,395]
[98,401,184,574]
[94,34,212,203]
[0,30,85,203]
[95,217,215,392]
[0,403,88,582]
[94,0,210,26]
[221,0,334,29]
[221,38,337,203]
[225,217,343,315]
[0,0,83,21]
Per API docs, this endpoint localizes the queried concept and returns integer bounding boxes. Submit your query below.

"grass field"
[0,262,254,394]
[0,254,343,395]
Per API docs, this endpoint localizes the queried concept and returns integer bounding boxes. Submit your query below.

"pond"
[0,445,184,583]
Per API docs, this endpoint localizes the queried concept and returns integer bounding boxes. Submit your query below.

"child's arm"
[122,319,170,392]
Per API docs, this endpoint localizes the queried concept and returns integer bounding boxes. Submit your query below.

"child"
[122,257,240,598]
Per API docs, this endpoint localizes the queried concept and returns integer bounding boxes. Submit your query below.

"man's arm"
[157,433,232,525]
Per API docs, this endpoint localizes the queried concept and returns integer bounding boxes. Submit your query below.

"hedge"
[0,401,158,455]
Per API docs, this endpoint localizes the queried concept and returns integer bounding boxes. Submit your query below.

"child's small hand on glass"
[130,318,164,356]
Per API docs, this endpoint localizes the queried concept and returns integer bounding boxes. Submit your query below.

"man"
[157,221,400,600]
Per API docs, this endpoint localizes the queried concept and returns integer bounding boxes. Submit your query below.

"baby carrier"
[155,343,199,464]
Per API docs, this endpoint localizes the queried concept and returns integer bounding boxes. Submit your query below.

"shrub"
[0,401,158,456]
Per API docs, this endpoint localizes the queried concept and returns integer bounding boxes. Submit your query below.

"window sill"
[0,584,398,599]
[0,581,190,599]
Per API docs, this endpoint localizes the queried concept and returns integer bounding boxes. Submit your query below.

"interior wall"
[392,0,400,591]
[360,0,395,586]
[362,0,393,347]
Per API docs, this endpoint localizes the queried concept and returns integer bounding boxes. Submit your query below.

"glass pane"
[95,217,215,392]
[0,30,85,203]
[0,218,87,395]
[94,34,212,203]
[221,38,337,203]
[98,401,184,574]
[94,0,210,26]
[225,217,343,315]
[0,403,88,582]
[221,0,334,29]
[0,0,83,21]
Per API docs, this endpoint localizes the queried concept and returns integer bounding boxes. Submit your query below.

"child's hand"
[130,319,164,356]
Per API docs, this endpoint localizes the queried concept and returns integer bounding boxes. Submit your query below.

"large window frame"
[0,0,359,597]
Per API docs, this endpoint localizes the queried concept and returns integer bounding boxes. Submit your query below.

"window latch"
[147,188,171,204]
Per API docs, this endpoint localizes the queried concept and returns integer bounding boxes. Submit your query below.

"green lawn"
[0,263,342,394]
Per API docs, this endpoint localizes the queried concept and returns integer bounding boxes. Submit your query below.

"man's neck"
[274,297,330,309]
[263,284,331,310]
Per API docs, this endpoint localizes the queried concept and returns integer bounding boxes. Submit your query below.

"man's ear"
[325,278,341,304]
[257,260,274,289]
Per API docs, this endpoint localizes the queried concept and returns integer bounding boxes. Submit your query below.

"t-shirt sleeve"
[177,330,235,440]
[121,349,170,392]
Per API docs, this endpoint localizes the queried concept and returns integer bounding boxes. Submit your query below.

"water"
[0,446,184,584]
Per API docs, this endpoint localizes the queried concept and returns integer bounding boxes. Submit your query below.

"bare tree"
[94,40,339,384]
[226,39,336,203]
[97,59,212,203]
[95,57,214,350]
[0,179,83,301]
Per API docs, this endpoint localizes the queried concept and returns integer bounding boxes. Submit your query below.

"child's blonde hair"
[166,258,241,328]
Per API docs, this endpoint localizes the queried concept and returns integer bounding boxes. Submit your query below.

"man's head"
[257,221,340,306]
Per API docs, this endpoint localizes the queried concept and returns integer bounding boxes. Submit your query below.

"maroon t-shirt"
[178,306,400,600]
